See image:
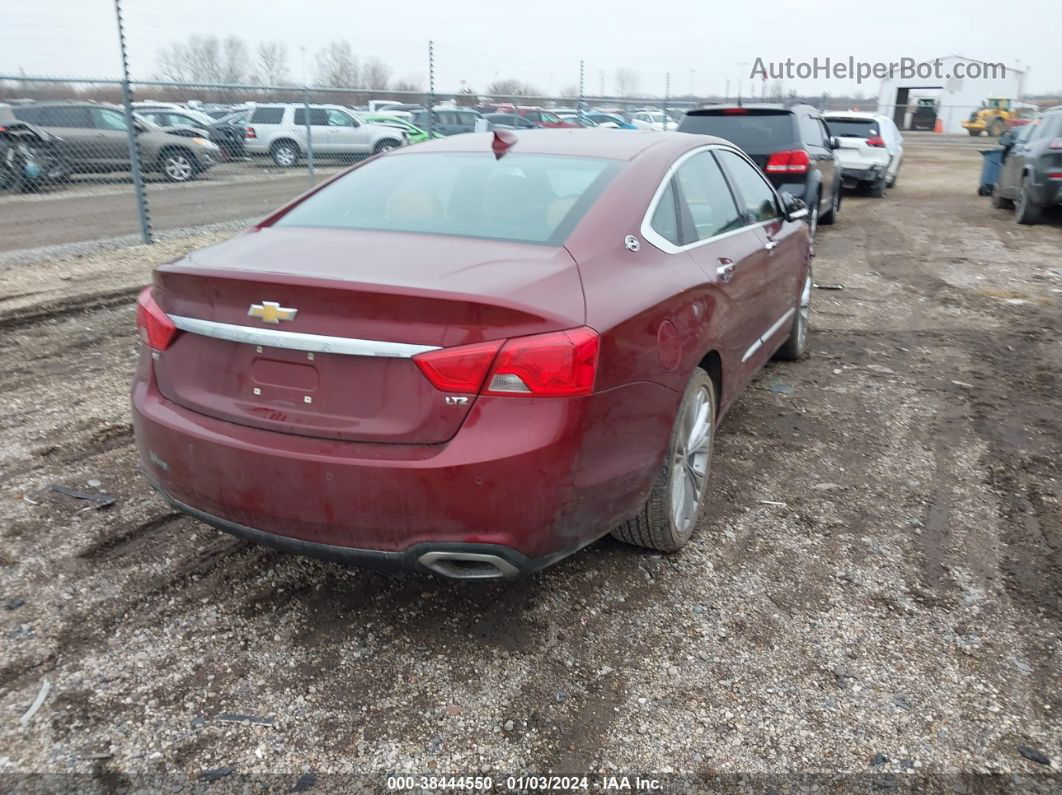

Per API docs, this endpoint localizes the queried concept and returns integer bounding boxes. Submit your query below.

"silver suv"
[245,104,406,166]
[1,101,220,182]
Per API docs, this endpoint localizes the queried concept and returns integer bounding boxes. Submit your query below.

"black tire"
[612,368,716,553]
[967,129,981,137]
[1014,176,1043,225]
[373,138,402,154]
[775,272,811,361]
[820,185,839,226]
[991,185,1011,209]
[977,185,992,196]
[887,166,899,189]
[270,140,300,168]
[158,148,197,182]
[868,175,887,198]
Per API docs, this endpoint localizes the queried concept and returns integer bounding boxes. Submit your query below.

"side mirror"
[829,136,841,149]
[781,193,809,221]
[999,130,1015,147]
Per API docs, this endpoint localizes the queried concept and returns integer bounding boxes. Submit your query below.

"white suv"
[245,104,406,167]
[823,112,903,197]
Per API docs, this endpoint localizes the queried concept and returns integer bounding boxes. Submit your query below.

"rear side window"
[273,152,618,246]
[293,108,329,126]
[650,181,681,245]
[715,149,779,223]
[799,115,827,147]
[250,107,285,124]
[20,106,94,128]
[825,118,880,138]
[678,112,795,150]
[674,151,743,241]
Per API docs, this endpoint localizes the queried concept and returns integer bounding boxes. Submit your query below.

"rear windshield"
[825,118,879,137]
[678,112,795,150]
[273,152,618,245]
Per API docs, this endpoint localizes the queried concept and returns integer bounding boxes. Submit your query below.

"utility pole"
[113,0,152,244]
[426,40,435,139]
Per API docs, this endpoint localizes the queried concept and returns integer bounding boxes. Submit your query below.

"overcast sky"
[2,0,1058,96]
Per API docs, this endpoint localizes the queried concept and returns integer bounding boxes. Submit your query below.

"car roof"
[822,111,882,120]
[389,129,731,161]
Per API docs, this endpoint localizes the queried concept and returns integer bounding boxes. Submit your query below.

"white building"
[876,55,1026,133]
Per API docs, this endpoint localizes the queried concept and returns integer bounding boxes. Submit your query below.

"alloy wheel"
[163,153,193,181]
[669,385,714,535]
[274,146,297,167]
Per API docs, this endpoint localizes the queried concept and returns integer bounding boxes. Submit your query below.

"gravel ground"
[0,139,1059,792]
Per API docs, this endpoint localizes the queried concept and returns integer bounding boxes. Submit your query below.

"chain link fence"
[0,73,1041,255]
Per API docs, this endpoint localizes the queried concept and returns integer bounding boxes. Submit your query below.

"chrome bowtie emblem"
[624,235,641,252]
[248,301,298,324]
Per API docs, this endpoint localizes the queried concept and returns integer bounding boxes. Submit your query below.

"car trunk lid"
[151,226,585,444]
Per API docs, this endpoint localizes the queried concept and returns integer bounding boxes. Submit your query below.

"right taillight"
[413,327,599,398]
[136,287,178,351]
[765,149,810,174]
[246,126,257,139]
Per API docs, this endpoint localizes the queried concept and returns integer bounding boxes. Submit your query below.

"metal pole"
[302,85,314,186]
[426,40,434,139]
[578,59,585,114]
[663,72,670,131]
[113,0,152,244]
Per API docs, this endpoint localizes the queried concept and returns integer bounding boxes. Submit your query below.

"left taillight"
[136,287,178,351]
[866,135,886,148]
[413,327,599,398]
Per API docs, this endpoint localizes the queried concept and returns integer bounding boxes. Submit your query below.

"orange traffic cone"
[934,118,943,134]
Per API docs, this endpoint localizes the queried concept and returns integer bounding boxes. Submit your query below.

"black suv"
[678,103,842,237]
[993,107,1062,225]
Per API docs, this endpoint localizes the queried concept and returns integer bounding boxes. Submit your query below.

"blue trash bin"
[978,147,1004,196]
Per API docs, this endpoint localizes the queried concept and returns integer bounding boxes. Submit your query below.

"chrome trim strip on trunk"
[168,315,440,358]
[741,308,796,363]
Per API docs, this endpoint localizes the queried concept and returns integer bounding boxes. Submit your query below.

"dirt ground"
[0,137,1059,791]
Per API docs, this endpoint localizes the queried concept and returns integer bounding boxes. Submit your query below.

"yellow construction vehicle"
[962,98,1021,137]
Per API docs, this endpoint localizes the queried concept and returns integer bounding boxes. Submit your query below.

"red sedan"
[132,129,812,579]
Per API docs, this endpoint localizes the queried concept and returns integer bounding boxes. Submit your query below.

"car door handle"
[716,258,735,282]
[764,238,779,253]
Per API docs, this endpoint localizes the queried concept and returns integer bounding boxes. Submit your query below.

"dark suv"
[678,104,842,237]
[993,107,1062,224]
[0,101,220,182]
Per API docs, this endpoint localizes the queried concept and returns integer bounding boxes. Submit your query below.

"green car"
[360,114,443,144]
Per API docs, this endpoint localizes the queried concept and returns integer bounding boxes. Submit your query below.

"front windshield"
[273,152,618,246]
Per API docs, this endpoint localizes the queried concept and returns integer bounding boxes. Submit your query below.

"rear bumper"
[132,359,675,574]
[841,164,885,185]
[150,484,561,578]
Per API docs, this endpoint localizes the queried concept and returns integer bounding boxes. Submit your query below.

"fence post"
[426,41,434,139]
[663,72,670,131]
[112,0,152,244]
[578,59,585,114]
[302,85,315,187]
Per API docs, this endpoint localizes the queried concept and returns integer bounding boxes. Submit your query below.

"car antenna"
[492,129,517,159]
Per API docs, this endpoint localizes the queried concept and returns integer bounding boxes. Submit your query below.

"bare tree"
[219,35,249,85]
[156,34,225,84]
[254,41,290,86]
[361,57,392,90]
[314,40,359,88]
[392,76,424,93]
[559,85,580,99]
[487,79,540,97]
[614,68,639,98]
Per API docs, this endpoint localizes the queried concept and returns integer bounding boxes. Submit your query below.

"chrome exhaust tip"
[417,551,520,579]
